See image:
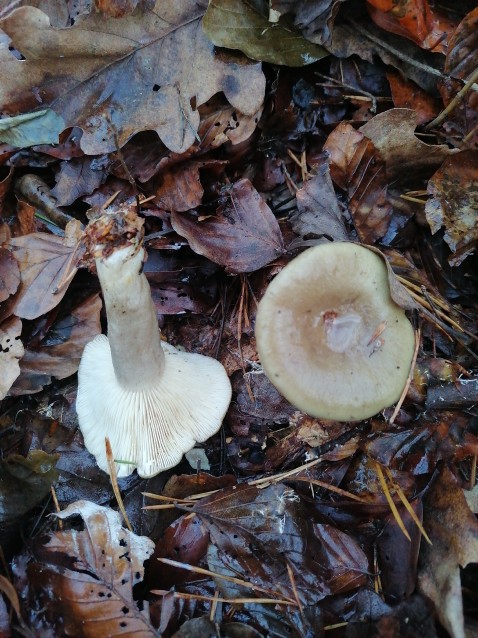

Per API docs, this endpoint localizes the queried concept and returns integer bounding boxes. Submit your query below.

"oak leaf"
[0,3,265,155]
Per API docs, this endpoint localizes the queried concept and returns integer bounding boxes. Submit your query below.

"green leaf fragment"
[203,0,328,67]
[0,109,65,147]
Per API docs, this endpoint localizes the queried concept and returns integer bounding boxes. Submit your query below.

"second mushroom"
[255,242,415,421]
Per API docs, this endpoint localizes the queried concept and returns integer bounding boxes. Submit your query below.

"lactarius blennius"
[76,208,231,478]
[255,242,415,421]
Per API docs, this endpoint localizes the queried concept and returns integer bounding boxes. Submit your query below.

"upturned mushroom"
[76,208,231,478]
[255,242,415,421]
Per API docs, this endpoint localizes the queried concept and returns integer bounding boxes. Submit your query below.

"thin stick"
[157,557,296,604]
[105,437,133,532]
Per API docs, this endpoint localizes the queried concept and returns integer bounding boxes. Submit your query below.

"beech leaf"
[7,232,79,320]
[16,501,155,637]
[0,4,265,155]
[193,483,368,605]
[171,178,284,273]
[203,0,328,66]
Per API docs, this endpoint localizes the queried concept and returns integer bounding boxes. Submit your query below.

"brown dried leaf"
[366,0,455,54]
[51,156,110,206]
[95,0,155,18]
[193,483,368,605]
[153,161,208,212]
[18,500,155,637]
[425,150,478,265]
[11,293,102,395]
[418,466,478,638]
[0,317,24,400]
[171,179,284,273]
[0,248,20,303]
[360,109,456,181]
[324,122,392,243]
[289,157,348,242]
[386,70,440,125]
[7,232,78,320]
[0,5,265,155]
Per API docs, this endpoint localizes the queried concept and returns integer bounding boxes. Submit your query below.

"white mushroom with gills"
[76,208,232,478]
[255,242,415,421]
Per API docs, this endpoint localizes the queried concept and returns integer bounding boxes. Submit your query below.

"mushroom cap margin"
[76,335,232,478]
[255,242,415,421]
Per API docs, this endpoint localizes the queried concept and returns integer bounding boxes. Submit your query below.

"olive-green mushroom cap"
[255,243,415,421]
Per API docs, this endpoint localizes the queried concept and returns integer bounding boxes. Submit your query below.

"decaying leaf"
[203,0,328,66]
[0,248,20,303]
[193,483,369,605]
[270,0,348,46]
[324,121,392,242]
[0,4,265,154]
[171,179,284,273]
[366,0,455,53]
[289,157,348,243]
[360,109,456,181]
[425,150,478,265]
[10,294,102,395]
[418,466,478,638]
[14,500,155,637]
[0,317,24,400]
[0,451,59,524]
[7,232,79,320]
[0,109,65,148]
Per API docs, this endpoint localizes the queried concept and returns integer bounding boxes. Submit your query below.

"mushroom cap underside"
[76,335,232,477]
[255,242,415,421]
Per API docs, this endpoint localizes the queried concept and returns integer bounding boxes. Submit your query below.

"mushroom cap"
[255,242,415,421]
[76,336,231,478]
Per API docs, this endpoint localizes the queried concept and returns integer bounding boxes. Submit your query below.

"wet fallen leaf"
[0,248,20,303]
[0,451,59,525]
[425,150,478,265]
[324,121,392,242]
[203,0,328,66]
[51,156,110,206]
[10,293,102,395]
[7,232,79,320]
[270,0,348,46]
[289,157,348,243]
[366,0,455,53]
[13,500,155,637]
[418,466,478,638]
[0,4,265,154]
[0,109,65,148]
[386,70,440,124]
[192,483,369,605]
[171,179,285,273]
[360,108,456,181]
[0,317,24,400]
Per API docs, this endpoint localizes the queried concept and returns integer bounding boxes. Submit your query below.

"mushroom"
[255,242,415,421]
[76,209,231,478]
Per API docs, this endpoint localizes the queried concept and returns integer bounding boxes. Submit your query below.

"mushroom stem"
[96,245,165,391]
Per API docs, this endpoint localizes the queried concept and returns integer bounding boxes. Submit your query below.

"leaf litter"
[0,1,477,636]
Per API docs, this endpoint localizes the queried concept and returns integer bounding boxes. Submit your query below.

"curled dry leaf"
[324,122,392,243]
[0,317,24,400]
[14,500,155,637]
[360,108,456,181]
[425,150,478,265]
[0,4,265,155]
[171,179,284,273]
